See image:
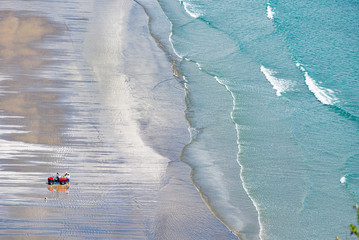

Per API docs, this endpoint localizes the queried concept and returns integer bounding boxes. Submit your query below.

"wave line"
[260,65,293,96]
[296,63,338,105]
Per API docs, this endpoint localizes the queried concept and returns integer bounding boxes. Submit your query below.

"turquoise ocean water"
[143,0,359,239]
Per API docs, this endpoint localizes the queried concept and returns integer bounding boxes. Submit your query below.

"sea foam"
[266,4,275,20]
[296,63,338,105]
[260,66,293,96]
[181,1,202,18]
[340,176,346,184]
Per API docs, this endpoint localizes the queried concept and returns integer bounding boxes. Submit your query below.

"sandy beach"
[0,0,236,239]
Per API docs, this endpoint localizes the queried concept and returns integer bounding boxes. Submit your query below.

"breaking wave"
[181,1,203,18]
[260,65,293,96]
[296,63,338,105]
[340,176,346,184]
[266,4,275,20]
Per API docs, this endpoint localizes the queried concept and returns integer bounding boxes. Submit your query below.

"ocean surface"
[0,0,358,239]
[143,0,359,239]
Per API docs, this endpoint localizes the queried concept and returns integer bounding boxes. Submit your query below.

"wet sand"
[0,0,236,239]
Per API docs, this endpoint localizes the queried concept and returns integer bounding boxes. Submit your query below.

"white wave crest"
[340,176,346,184]
[260,66,293,96]
[266,5,275,20]
[296,63,338,105]
[182,1,202,18]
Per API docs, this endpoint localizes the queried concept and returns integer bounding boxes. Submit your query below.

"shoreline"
[137,1,261,239]
[122,0,239,238]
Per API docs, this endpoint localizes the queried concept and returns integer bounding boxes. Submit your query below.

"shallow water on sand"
[0,0,236,239]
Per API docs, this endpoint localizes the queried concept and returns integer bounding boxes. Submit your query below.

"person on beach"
[63,172,70,181]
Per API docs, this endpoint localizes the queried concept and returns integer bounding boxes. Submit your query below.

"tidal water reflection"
[0,1,237,239]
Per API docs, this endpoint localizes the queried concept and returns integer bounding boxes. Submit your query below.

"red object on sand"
[47,174,70,185]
